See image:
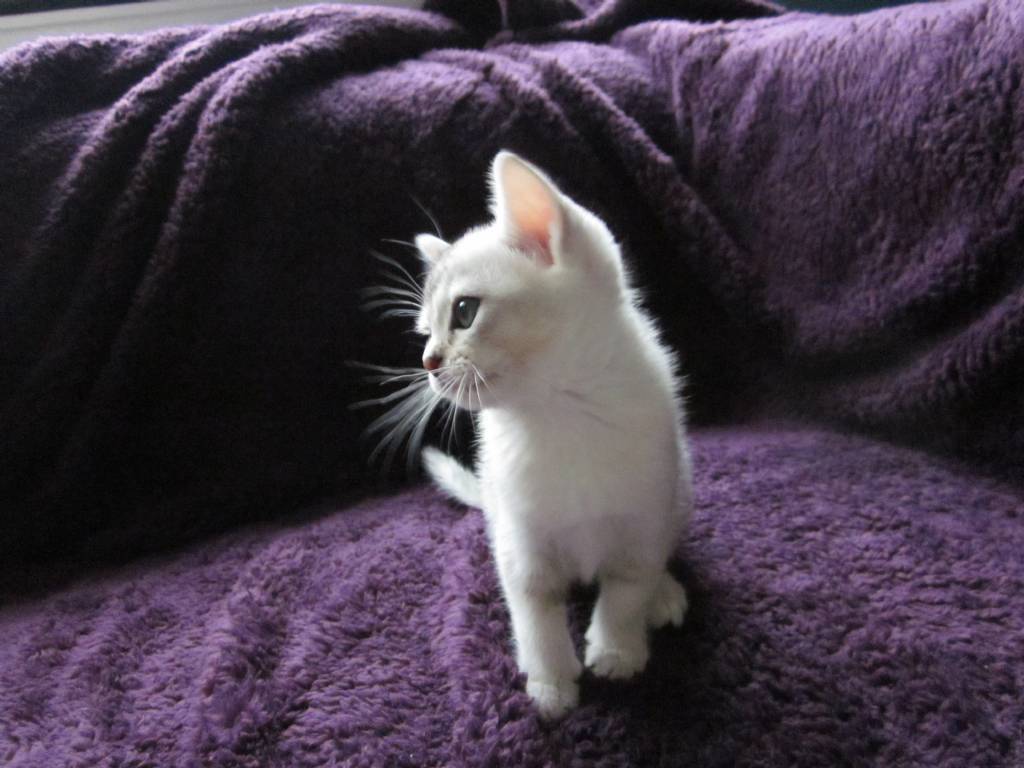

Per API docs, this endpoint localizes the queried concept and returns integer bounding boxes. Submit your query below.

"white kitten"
[414,151,693,719]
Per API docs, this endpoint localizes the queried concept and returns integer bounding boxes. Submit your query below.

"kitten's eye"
[452,297,480,330]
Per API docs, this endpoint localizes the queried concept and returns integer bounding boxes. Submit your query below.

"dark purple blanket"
[2,0,1021,563]
[2,428,1022,766]
[1,0,1023,764]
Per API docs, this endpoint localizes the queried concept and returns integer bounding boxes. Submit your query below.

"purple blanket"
[2,0,1021,562]
[2,428,1022,766]
[1,0,1023,763]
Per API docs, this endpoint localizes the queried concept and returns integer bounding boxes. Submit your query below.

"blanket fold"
[423,0,781,40]
[1,0,1022,565]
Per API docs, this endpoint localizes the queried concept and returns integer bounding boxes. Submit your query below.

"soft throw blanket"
[2,0,1021,564]
[1,1,1024,765]
[2,428,1021,767]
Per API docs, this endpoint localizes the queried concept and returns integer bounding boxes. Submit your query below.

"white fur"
[417,151,693,719]
[422,446,482,507]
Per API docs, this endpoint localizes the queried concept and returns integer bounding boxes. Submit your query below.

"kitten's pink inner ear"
[501,160,558,268]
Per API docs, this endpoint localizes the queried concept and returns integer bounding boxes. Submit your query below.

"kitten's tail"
[422,447,482,508]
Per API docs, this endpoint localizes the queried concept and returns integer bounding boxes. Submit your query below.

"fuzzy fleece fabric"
[1,0,1023,764]
[1,427,1022,767]
[1,0,1022,563]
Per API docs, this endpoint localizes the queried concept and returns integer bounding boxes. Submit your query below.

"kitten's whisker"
[372,247,417,265]
[369,401,419,450]
[361,286,423,302]
[370,372,429,385]
[376,267,424,300]
[366,386,433,436]
[380,273,424,301]
[468,362,490,386]
[441,400,455,456]
[433,377,459,457]
[469,363,493,400]
[366,380,430,421]
[370,387,438,468]
[361,299,421,313]
[350,379,428,410]
[406,387,443,474]
[447,375,468,453]
[381,269,424,299]
[378,308,420,320]
[410,194,443,239]
[370,250,425,298]
[361,293,420,306]
[382,397,432,472]
[437,377,459,455]
[347,361,422,375]
[431,366,456,383]
[456,374,469,444]
[472,371,483,410]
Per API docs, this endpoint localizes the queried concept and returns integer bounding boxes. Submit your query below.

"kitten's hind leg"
[584,572,660,680]
[647,571,688,629]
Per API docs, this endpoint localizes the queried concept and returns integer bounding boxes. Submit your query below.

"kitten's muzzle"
[423,355,443,373]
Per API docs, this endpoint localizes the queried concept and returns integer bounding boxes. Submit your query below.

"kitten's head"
[415,151,626,411]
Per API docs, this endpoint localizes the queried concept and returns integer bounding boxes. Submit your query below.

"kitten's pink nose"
[423,355,443,372]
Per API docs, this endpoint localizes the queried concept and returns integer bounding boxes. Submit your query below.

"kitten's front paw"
[526,677,579,720]
[648,574,688,629]
[584,641,649,680]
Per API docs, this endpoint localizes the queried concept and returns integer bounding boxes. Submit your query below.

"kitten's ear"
[415,234,449,266]
[490,151,562,268]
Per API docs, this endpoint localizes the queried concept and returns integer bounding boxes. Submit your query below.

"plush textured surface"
[2,0,1021,563]
[1,0,1023,764]
[1,427,1021,767]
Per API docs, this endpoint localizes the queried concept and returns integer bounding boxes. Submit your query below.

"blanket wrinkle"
[425,0,781,44]
[2,429,1021,766]
[0,7,467,562]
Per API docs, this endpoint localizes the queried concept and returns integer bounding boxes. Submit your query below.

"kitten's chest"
[478,405,681,584]
[482,409,636,484]
[478,407,677,521]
